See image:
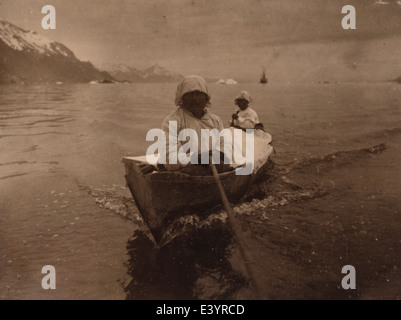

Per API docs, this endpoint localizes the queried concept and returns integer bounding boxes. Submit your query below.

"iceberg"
[216,78,237,85]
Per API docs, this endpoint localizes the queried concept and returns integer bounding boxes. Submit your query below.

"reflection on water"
[125,223,247,300]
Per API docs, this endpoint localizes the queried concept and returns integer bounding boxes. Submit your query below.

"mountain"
[107,63,183,83]
[105,64,144,83]
[139,64,183,82]
[0,19,114,84]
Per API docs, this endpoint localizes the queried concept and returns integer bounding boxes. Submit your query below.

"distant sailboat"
[260,68,268,84]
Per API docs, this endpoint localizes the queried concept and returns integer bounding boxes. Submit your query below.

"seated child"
[230,91,264,131]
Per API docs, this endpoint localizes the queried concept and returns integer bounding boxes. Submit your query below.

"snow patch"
[0,20,69,57]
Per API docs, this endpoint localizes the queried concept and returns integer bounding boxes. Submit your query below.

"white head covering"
[174,75,211,107]
[235,91,253,104]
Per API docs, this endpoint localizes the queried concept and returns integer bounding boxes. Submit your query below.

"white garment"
[234,91,253,103]
[174,75,211,107]
[221,127,273,175]
[232,107,260,129]
[160,107,225,171]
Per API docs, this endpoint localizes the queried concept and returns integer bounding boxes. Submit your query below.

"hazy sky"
[1,0,401,81]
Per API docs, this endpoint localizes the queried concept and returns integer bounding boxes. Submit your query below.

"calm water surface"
[1,82,400,299]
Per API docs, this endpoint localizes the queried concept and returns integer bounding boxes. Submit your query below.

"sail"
[260,68,268,84]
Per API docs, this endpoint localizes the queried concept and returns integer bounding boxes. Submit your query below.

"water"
[1,82,401,299]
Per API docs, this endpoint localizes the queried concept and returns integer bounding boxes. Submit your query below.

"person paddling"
[158,75,230,175]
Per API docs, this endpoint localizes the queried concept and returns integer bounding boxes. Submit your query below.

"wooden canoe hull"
[123,160,264,244]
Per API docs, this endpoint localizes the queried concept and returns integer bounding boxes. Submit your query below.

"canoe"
[123,131,274,244]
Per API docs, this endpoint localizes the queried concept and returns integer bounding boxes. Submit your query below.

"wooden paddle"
[209,162,262,299]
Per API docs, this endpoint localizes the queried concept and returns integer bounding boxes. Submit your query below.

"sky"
[1,0,401,81]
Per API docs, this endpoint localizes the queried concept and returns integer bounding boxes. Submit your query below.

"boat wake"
[106,140,392,299]
[77,182,145,225]
[282,143,386,175]
[234,143,387,217]
[159,211,228,247]
[82,143,388,247]
[158,143,388,232]
[353,126,401,143]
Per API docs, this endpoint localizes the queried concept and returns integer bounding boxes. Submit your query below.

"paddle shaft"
[209,163,262,299]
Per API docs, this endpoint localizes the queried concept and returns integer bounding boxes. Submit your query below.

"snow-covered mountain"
[0,18,74,57]
[107,63,183,83]
[140,64,183,82]
[0,19,114,84]
[105,64,145,83]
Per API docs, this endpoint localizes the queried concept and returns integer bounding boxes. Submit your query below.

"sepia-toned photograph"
[1,0,400,301]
